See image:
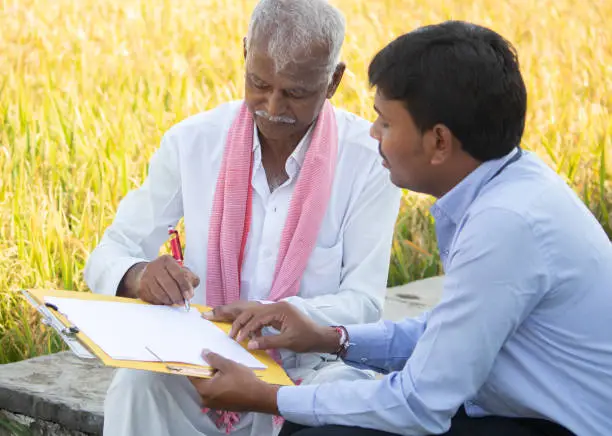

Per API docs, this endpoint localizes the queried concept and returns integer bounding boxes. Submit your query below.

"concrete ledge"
[383,275,444,321]
[0,352,114,435]
[0,409,89,436]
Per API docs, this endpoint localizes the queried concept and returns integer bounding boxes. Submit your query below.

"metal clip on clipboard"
[21,290,96,359]
[145,346,216,377]
[144,346,264,379]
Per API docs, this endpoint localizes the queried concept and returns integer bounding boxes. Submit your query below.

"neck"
[260,136,298,161]
[257,126,311,192]
[258,125,310,161]
[430,154,482,199]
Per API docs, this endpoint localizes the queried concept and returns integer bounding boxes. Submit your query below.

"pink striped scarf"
[203,100,338,433]
[206,100,338,307]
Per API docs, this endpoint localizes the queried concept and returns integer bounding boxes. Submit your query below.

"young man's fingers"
[236,314,279,343]
[229,310,256,339]
[247,333,289,351]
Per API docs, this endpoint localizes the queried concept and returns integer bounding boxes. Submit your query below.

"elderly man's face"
[244,41,344,143]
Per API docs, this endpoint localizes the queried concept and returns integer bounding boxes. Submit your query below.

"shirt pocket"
[299,240,343,298]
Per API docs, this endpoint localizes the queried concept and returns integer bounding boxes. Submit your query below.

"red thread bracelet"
[332,325,350,359]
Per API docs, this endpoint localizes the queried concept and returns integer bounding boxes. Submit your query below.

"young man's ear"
[326,62,346,99]
[243,37,247,60]
[429,124,454,166]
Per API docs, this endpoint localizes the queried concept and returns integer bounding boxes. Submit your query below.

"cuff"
[87,256,146,296]
[343,322,388,365]
[277,385,321,427]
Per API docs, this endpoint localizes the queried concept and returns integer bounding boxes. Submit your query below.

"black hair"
[368,20,527,161]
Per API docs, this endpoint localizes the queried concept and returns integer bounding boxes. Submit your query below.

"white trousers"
[102,356,375,436]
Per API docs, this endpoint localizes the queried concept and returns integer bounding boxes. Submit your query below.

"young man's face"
[370,90,434,193]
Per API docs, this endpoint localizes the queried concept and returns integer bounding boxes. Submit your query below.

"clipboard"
[21,289,294,386]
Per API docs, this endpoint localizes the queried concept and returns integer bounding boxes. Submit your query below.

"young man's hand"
[189,350,279,414]
[204,301,342,354]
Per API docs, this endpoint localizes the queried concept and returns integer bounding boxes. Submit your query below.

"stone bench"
[0,277,444,435]
[0,353,111,436]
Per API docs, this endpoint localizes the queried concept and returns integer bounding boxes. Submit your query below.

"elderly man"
[189,21,612,436]
[83,1,401,435]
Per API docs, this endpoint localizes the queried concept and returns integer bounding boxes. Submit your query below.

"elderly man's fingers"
[183,267,201,289]
[149,277,174,305]
[164,263,193,304]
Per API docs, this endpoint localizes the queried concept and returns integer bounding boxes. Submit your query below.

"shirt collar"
[432,148,521,225]
[252,122,314,169]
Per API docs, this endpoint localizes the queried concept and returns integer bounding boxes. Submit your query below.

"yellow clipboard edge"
[22,289,294,386]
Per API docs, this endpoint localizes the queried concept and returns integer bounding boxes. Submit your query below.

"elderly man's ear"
[327,62,346,99]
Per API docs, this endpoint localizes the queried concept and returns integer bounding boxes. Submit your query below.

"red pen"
[168,225,190,310]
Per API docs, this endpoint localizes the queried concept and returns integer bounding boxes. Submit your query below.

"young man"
[83,1,401,435]
[192,21,612,436]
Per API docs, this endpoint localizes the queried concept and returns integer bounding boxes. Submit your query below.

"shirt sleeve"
[278,208,548,434]
[83,133,184,296]
[282,160,401,326]
[342,312,429,373]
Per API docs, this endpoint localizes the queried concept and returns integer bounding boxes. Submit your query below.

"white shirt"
[242,122,313,302]
[84,100,401,333]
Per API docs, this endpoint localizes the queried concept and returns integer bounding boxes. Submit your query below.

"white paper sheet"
[44,297,266,369]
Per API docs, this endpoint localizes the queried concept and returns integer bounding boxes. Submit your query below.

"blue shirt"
[277,149,612,435]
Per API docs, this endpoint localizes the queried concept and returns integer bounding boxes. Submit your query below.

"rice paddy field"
[0,0,610,364]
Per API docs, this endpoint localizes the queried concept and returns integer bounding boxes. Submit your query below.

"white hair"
[246,0,346,79]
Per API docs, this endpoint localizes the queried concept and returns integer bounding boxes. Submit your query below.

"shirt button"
[360,358,368,363]
[442,249,449,255]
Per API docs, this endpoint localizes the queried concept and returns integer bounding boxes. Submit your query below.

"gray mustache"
[255,110,296,124]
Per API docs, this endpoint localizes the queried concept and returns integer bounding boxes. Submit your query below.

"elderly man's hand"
[226,301,343,354]
[189,350,279,414]
[135,255,199,305]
